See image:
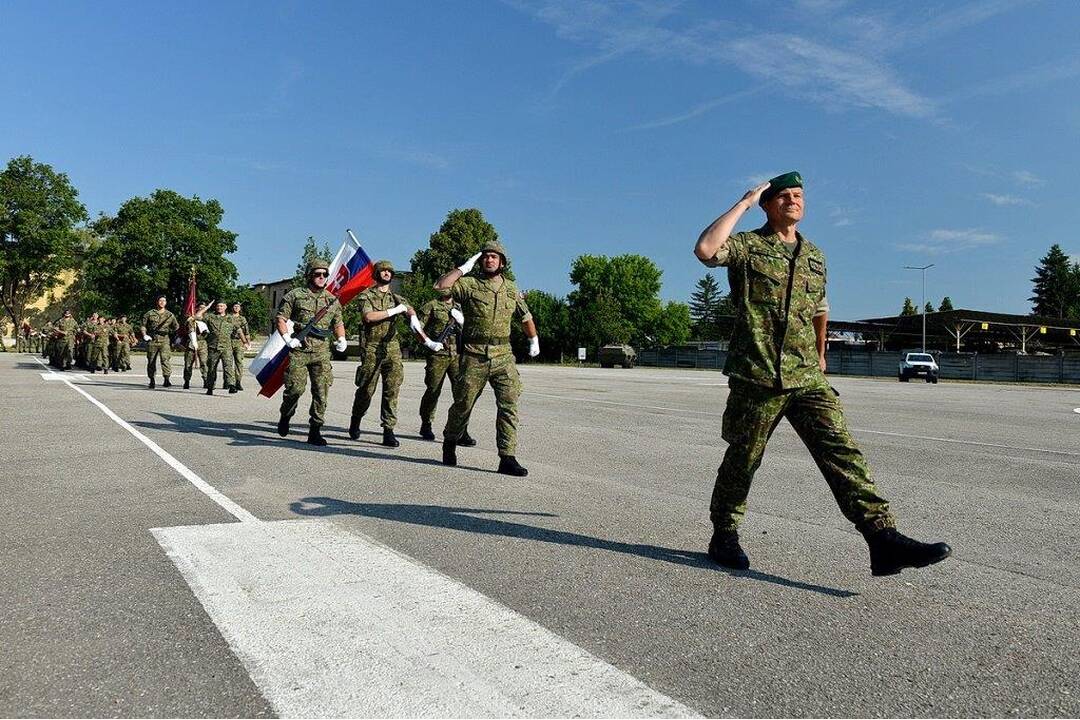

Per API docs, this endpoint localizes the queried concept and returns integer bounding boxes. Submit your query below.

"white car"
[898,352,939,383]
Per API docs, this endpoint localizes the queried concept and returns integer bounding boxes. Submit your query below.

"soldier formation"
[4,171,953,576]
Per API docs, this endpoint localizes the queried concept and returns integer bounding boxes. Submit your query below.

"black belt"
[463,335,510,345]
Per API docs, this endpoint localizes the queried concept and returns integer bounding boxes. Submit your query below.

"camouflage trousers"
[710,375,895,534]
[89,342,109,370]
[280,349,334,428]
[15,335,26,352]
[231,342,246,385]
[146,337,172,379]
[419,353,460,425]
[58,337,74,368]
[184,345,208,385]
[443,351,522,456]
[116,341,131,370]
[351,345,403,429]
[206,345,236,390]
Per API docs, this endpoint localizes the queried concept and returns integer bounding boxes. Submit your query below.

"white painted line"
[34,357,257,523]
[1074,408,1080,415]
[154,520,699,719]
[41,372,90,381]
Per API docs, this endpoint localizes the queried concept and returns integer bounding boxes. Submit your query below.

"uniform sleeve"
[514,287,533,323]
[168,312,180,332]
[451,277,474,305]
[359,291,377,318]
[814,293,830,317]
[277,290,295,321]
[140,312,151,328]
[330,299,344,329]
[701,233,747,268]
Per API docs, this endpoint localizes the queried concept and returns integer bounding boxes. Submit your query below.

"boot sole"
[871,547,952,576]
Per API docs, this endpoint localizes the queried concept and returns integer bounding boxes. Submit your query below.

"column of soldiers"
[19,309,136,372]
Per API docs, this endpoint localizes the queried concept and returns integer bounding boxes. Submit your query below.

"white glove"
[457,251,482,275]
[450,308,464,325]
[188,331,198,349]
[409,315,425,334]
[424,339,445,353]
[386,303,408,317]
[334,337,348,352]
[196,320,208,334]
[143,334,151,342]
[283,334,302,349]
[528,336,540,357]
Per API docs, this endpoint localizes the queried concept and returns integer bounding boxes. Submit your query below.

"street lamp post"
[904,264,935,352]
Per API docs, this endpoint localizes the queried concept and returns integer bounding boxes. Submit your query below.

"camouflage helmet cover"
[373,259,395,276]
[479,240,509,268]
[307,257,331,275]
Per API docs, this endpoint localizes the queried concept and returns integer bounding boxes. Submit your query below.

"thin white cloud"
[624,88,763,131]
[898,228,1001,255]
[981,193,1033,207]
[1013,170,1043,186]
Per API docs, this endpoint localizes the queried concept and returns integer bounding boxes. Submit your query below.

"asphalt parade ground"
[2,351,1079,718]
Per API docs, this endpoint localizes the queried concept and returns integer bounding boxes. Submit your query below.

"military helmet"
[479,240,509,268]
[373,260,395,276]
[307,257,331,276]
[437,287,453,300]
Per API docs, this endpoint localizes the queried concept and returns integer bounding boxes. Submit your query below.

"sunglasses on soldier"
[312,271,329,277]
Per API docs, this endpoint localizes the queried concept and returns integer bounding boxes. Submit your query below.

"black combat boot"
[707,530,750,570]
[458,430,477,447]
[206,387,214,396]
[864,527,952,576]
[102,367,108,375]
[235,382,243,391]
[228,385,238,394]
[419,422,435,441]
[149,378,156,389]
[183,379,190,390]
[348,415,362,440]
[497,455,528,477]
[382,428,400,447]
[89,368,96,374]
[277,414,290,437]
[442,440,457,466]
[307,423,328,446]
[163,377,172,387]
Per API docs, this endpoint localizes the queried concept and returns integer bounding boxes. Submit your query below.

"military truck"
[598,344,636,368]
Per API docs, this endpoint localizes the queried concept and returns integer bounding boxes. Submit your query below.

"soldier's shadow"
[132,412,471,469]
[290,496,858,598]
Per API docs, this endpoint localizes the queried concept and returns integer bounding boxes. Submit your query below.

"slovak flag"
[251,229,376,399]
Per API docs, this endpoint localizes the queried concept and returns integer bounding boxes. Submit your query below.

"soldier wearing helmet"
[275,256,348,445]
[434,239,541,477]
[349,259,444,447]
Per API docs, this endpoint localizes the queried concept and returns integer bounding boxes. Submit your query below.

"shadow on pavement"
[290,496,858,598]
[132,412,479,470]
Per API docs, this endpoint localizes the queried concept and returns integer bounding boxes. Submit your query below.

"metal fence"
[637,348,1080,384]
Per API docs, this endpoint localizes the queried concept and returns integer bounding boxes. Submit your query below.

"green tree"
[567,254,667,348]
[511,290,570,362]
[653,301,692,346]
[569,290,632,351]
[232,284,272,337]
[411,208,502,285]
[85,189,238,318]
[292,236,334,288]
[688,273,733,340]
[938,296,954,312]
[900,297,917,316]
[924,301,936,313]
[0,156,88,330]
[1029,244,1080,318]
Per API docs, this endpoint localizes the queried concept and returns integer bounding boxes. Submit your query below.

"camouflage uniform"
[230,313,250,388]
[204,313,237,390]
[443,274,532,456]
[141,308,179,381]
[702,225,894,534]
[113,320,133,370]
[89,320,110,371]
[55,316,79,368]
[418,298,461,426]
[182,314,208,387]
[277,286,343,429]
[351,286,408,429]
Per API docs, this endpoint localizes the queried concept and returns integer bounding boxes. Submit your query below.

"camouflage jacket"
[453,275,532,359]
[418,299,458,358]
[277,287,342,356]
[113,322,133,343]
[230,314,250,345]
[141,309,179,338]
[56,317,79,337]
[703,225,829,389]
[359,288,409,351]
[204,313,236,350]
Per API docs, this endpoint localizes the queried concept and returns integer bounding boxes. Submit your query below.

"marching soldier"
[140,295,180,388]
[113,314,134,371]
[693,171,951,576]
[88,316,110,374]
[435,241,541,476]
[276,258,348,446]
[417,288,475,446]
[203,300,237,395]
[348,260,443,448]
[229,301,251,391]
[56,309,79,370]
[183,302,208,389]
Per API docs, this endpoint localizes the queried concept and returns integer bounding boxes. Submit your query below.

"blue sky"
[3,0,1078,318]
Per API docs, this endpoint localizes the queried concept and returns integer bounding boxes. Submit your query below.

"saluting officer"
[693,171,951,576]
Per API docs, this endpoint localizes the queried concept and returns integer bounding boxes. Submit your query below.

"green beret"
[759,171,803,206]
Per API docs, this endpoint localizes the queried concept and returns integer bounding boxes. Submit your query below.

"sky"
[2,0,1079,319]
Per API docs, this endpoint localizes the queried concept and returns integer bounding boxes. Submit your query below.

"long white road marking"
[1074,408,1080,414]
[154,520,698,719]
[33,357,696,716]
[34,358,257,523]
[531,390,1080,458]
